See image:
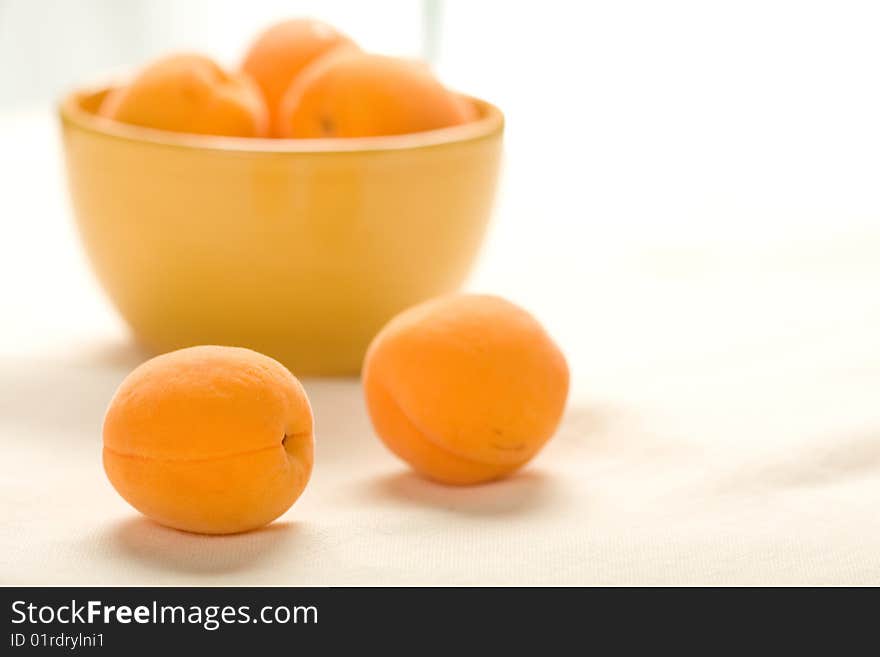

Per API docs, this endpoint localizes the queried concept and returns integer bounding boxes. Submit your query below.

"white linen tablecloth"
[1,110,878,585]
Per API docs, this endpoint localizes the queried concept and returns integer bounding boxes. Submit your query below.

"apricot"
[363,294,569,485]
[98,54,268,137]
[278,51,473,138]
[103,346,314,534]
[241,18,356,135]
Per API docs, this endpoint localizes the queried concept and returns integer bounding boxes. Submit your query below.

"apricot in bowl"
[363,294,569,485]
[59,84,503,374]
[103,345,314,534]
[278,51,473,138]
[99,54,268,137]
[241,18,356,135]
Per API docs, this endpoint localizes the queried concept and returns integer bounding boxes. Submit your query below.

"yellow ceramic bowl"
[59,88,503,375]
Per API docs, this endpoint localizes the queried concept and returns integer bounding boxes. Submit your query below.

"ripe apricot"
[363,294,569,485]
[278,51,474,138]
[241,18,356,135]
[98,54,268,137]
[103,346,314,534]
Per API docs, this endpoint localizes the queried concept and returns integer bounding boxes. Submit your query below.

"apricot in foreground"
[278,51,473,138]
[363,294,569,485]
[241,18,356,135]
[103,346,314,534]
[99,54,268,137]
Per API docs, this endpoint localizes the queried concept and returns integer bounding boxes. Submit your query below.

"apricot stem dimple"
[319,115,336,136]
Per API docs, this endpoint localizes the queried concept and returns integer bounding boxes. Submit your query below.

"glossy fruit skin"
[98,54,268,138]
[103,346,314,534]
[242,19,356,136]
[278,51,473,138]
[363,294,569,485]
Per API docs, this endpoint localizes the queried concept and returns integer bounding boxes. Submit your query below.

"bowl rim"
[58,85,504,154]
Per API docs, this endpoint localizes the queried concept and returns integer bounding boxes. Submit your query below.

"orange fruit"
[103,346,314,534]
[98,54,268,137]
[278,51,473,138]
[363,294,569,485]
[241,18,356,135]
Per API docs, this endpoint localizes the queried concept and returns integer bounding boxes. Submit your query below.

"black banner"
[0,586,872,651]
[4,587,584,651]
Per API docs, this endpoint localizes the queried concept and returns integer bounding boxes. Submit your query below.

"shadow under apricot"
[106,516,303,576]
[362,468,566,517]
